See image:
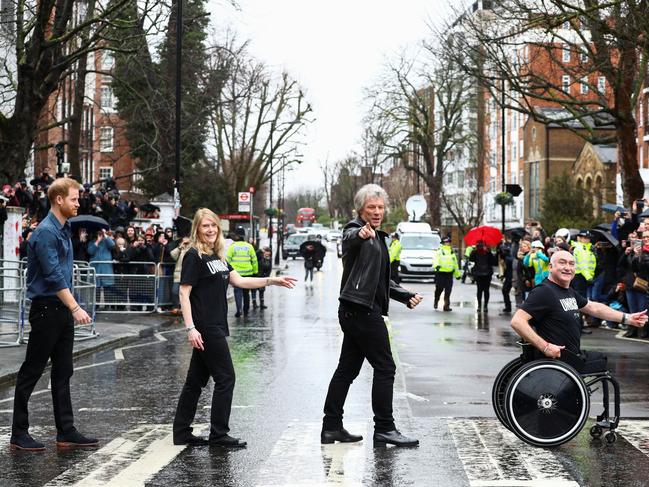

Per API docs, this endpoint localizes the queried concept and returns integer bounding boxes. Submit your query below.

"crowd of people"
[462,199,649,339]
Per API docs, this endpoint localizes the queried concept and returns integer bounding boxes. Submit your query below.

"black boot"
[252,300,258,310]
[259,299,267,310]
[321,428,363,444]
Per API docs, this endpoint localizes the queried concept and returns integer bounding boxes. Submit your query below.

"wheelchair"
[492,342,620,447]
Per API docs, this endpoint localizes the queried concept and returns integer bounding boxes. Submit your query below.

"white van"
[395,222,440,280]
[396,221,432,236]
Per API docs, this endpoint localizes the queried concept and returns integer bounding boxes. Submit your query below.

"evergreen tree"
[541,174,597,234]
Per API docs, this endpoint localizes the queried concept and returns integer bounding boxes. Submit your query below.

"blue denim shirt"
[26,212,73,300]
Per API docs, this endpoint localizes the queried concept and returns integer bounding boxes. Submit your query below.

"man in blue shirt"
[10,177,98,451]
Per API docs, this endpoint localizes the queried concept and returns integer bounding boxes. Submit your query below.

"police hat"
[577,230,592,238]
[442,236,451,243]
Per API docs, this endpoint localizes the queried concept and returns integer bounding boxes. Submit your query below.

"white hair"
[354,184,389,214]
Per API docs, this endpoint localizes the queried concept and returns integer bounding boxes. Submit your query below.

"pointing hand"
[359,223,375,240]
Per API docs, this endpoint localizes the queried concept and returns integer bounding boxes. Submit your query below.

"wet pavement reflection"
[0,243,647,486]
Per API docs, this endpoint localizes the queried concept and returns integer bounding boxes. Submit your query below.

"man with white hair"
[321,184,423,448]
[511,250,647,372]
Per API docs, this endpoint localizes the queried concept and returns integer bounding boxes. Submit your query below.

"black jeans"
[475,275,491,307]
[12,298,75,436]
[173,332,235,441]
[323,308,396,433]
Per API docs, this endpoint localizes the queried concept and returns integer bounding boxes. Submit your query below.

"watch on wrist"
[186,325,195,333]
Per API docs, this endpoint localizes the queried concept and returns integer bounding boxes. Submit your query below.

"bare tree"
[0,0,140,181]
[445,0,649,205]
[208,39,313,212]
[319,157,339,219]
[365,45,479,226]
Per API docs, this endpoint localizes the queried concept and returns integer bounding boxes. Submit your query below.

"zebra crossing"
[2,419,648,486]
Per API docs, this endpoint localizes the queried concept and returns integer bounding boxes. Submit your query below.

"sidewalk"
[0,313,178,386]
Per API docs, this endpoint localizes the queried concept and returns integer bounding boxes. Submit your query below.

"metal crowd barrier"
[0,259,25,348]
[19,261,100,343]
[91,261,175,313]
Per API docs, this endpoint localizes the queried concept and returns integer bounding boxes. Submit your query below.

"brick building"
[33,48,136,192]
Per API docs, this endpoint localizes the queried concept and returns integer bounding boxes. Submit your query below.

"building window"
[519,140,524,160]
[99,127,114,152]
[580,77,589,94]
[511,143,517,161]
[562,46,571,63]
[100,85,113,110]
[101,51,115,71]
[99,167,113,180]
[598,76,606,93]
[580,48,589,63]
[562,75,571,93]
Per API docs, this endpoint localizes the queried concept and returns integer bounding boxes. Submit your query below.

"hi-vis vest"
[389,240,402,263]
[573,242,596,281]
[226,242,258,276]
[433,245,461,278]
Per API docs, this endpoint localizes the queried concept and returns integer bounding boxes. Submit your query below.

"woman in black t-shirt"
[172,208,296,448]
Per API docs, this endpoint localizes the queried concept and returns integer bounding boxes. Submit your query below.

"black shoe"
[433,301,438,310]
[234,311,241,318]
[56,430,99,448]
[483,307,488,313]
[581,328,593,335]
[321,428,363,444]
[209,434,247,448]
[501,308,511,313]
[623,329,638,338]
[260,303,267,310]
[173,433,209,446]
[443,307,452,312]
[9,433,45,451]
[243,310,249,317]
[373,430,419,448]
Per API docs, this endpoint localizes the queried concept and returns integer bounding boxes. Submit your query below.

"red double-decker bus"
[296,207,316,227]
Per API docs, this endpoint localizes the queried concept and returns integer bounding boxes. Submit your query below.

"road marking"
[44,423,208,487]
[78,407,144,412]
[255,421,366,486]
[113,332,168,360]
[0,388,49,404]
[449,419,578,487]
[616,420,649,456]
[75,360,118,371]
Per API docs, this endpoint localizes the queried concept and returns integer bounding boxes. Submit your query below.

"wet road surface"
[1,244,648,486]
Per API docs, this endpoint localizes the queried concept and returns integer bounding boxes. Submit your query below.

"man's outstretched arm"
[580,301,648,328]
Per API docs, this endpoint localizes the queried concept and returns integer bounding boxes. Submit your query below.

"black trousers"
[173,333,235,441]
[323,308,396,433]
[434,272,453,306]
[502,277,512,311]
[233,288,250,313]
[12,299,75,436]
[475,275,491,307]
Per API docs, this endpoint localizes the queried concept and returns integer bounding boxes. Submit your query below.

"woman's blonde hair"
[190,208,225,258]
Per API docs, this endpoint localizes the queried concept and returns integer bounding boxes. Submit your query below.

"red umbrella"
[464,226,503,247]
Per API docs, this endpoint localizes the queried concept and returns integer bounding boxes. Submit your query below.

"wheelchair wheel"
[505,360,589,447]
[492,357,524,430]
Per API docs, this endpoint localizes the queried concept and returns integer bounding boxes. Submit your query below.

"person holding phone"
[630,230,649,338]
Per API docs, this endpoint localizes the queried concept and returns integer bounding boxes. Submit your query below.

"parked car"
[283,233,309,259]
[326,230,343,242]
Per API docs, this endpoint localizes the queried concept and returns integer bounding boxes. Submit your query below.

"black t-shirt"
[374,236,389,313]
[180,247,233,337]
[520,279,588,353]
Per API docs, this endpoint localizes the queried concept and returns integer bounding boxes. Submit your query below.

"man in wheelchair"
[511,250,647,374]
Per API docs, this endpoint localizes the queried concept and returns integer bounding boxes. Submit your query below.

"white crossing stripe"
[616,420,649,456]
[44,423,207,487]
[255,421,366,487]
[449,419,579,487]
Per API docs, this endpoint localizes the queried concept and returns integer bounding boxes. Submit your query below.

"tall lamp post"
[174,0,183,211]
[501,77,506,233]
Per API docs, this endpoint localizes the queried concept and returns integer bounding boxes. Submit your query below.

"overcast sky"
[214,1,461,194]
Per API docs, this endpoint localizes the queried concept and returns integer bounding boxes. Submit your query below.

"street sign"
[238,192,251,212]
[506,184,523,197]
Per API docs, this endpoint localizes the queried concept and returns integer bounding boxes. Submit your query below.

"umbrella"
[69,215,109,232]
[591,228,619,247]
[174,216,192,238]
[640,208,649,218]
[505,227,528,239]
[464,226,503,247]
[139,203,160,213]
[594,222,612,232]
[600,203,627,214]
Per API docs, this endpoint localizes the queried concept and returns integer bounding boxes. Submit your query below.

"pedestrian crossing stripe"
[448,419,578,487]
[2,419,649,486]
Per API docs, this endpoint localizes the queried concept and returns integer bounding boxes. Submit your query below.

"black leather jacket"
[339,218,414,314]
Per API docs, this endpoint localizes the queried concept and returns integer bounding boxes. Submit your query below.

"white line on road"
[0,388,49,404]
[78,407,144,412]
[449,419,579,487]
[113,332,168,361]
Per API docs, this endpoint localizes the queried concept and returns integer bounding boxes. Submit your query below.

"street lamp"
[501,77,506,233]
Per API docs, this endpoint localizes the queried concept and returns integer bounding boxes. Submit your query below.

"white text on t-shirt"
[207,260,229,274]
[559,297,579,312]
